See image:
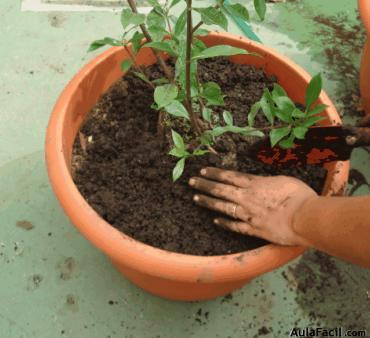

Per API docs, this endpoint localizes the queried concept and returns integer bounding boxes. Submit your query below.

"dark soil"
[72,57,327,256]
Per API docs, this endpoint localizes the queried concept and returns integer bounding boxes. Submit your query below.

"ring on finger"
[231,204,238,219]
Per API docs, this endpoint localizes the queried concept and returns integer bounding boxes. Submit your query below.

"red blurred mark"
[257,148,281,165]
[307,148,338,164]
[280,149,298,163]
[324,136,340,141]
[257,154,274,164]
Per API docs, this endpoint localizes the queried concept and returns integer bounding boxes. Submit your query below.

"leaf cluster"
[87,1,327,182]
[248,73,326,149]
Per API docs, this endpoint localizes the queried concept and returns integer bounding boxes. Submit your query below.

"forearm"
[293,196,370,268]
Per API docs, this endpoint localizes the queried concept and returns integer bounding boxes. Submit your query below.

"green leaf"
[273,96,295,112]
[194,28,209,36]
[260,89,274,124]
[169,15,177,25]
[211,126,264,137]
[200,133,213,146]
[270,127,291,147]
[171,129,185,150]
[193,38,207,55]
[275,111,292,123]
[131,32,144,54]
[172,158,185,182]
[274,97,295,122]
[279,133,296,149]
[120,59,133,72]
[174,9,187,37]
[154,84,178,108]
[301,116,326,128]
[202,107,212,122]
[121,9,145,29]
[248,102,261,127]
[223,3,249,21]
[254,0,266,20]
[88,37,121,52]
[153,6,165,16]
[202,82,224,106]
[272,83,287,100]
[147,9,166,28]
[169,0,182,8]
[194,7,228,31]
[305,73,322,111]
[175,39,186,85]
[145,41,177,57]
[193,45,247,60]
[164,101,190,119]
[193,149,209,156]
[223,111,233,126]
[152,77,169,85]
[291,108,306,118]
[147,0,161,7]
[148,25,168,41]
[293,126,308,139]
[147,0,166,15]
[307,103,327,116]
[169,147,188,158]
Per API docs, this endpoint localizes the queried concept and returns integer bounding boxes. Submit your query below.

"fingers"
[214,218,256,236]
[189,177,242,203]
[199,167,257,188]
[193,194,242,219]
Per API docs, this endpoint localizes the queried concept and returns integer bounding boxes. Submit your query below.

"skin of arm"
[293,195,370,268]
[189,167,370,269]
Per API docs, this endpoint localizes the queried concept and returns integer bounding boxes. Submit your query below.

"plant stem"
[256,125,284,132]
[196,72,205,114]
[126,0,173,81]
[165,11,172,33]
[157,111,166,141]
[124,45,154,89]
[185,0,202,135]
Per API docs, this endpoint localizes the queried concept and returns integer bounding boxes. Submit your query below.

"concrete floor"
[1,0,370,337]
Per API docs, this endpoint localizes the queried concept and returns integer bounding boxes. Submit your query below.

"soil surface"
[72,57,326,256]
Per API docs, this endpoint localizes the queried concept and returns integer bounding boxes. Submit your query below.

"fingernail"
[214,219,219,224]
[200,168,207,176]
[189,178,196,186]
[193,195,199,202]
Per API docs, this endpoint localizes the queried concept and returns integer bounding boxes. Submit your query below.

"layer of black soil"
[72,57,327,256]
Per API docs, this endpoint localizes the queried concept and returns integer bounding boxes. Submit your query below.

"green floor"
[1,1,370,337]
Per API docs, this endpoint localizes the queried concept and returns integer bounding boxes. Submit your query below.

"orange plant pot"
[359,0,370,114]
[45,32,349,301]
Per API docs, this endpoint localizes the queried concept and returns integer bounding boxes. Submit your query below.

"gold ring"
[232,204,238,219]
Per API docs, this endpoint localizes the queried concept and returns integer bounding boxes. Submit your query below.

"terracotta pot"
[45,32,349,301]
[359,0,370,114]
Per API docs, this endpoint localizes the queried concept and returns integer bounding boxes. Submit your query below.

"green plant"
[88,0,326,181]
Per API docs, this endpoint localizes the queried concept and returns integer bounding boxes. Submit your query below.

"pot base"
[111,260,249,301]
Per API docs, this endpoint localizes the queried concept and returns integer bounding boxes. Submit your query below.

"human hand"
[189,167,318,246]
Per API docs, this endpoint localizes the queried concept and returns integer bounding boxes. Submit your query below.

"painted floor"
[1,0,369,337]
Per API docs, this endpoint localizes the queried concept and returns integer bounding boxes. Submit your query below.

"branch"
[185,0,202,135]
[123,45,154,89]
[126,0,173,81]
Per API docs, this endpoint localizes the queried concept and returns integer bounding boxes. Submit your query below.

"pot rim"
[45,31,349,283]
